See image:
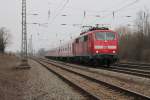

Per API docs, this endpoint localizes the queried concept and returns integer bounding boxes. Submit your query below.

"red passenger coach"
[46,27,119,66]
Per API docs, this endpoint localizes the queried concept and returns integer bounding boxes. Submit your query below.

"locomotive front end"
[93,30,119,66]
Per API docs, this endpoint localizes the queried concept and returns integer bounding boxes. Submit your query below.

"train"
[46,27,119,66]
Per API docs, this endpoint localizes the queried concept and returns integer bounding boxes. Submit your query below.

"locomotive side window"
[84,35,88,41]
[95,32,115,40]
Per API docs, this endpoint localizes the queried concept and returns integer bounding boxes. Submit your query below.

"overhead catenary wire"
[73,0,130,26]
[89,0,140,25]
[47,0,133,27]
[49,0,69,25]
[71,0,136,29]
[59,0,140,45]
[47,0,70,46]
[47,0,65,21]
[47,1,111,13]
[115,0,140,12]
[46,0,141,47]
[56,0,131,43]
[47,0,139,26]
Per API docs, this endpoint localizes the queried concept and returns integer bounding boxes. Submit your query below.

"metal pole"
[19,0,30,68]
[29,35,33,56]
[22,0,28,61]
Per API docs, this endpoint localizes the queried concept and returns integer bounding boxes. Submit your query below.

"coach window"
[68,45,70,51]
[70,45,72,51]
[76,38,79,43]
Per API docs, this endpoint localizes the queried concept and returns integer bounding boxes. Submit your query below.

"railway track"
[114,63,150,70]
[104,65,150,78]
[50,59,150,78]
[119,62,150,68]
[47,59,150,78]
[108,62,150,78]
[34,58,150,100]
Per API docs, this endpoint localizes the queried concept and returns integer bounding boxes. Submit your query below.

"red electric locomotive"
[46,27,119,66]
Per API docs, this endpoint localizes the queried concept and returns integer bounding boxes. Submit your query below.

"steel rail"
[114,63,150,70]
[119,62,150,67]
[106,68,150,78]
[44,58,150,78]
[36,58,150,100]
[34,58,99,100]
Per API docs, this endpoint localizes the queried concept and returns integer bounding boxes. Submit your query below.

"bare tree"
[135,10,150,35]
[0,27,10,53]
[115,10,150,62]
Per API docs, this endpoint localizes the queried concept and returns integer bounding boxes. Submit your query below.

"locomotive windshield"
[95,32,115,40]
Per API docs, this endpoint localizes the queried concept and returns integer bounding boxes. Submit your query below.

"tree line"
[0,27,10,53]
[116,11,150,62]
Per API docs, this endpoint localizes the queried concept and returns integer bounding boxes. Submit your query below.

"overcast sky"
[0,0,150,52]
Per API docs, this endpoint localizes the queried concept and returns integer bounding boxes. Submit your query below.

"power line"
[48,0,132,27]
[61,0,140,42]
[48,1,111,13]
[47,0,140,47]
[89,0,140,25]
[49,0,69,24]
[47,0,66,21]
[115,0,140,12]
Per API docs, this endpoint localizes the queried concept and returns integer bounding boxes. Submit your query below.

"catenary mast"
[20,0,30,68]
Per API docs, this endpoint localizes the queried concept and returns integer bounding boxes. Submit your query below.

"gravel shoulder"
[0,55,87,100]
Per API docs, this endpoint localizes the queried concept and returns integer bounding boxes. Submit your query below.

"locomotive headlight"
[96,50,99,53]
[113,51,116,53]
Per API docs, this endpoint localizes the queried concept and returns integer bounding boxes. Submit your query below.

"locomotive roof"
[78,28,116,38]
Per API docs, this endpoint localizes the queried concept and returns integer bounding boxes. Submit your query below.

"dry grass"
[0,54,30,100]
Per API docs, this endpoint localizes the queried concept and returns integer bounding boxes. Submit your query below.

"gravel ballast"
[0,55,87,100]
[26,60,87,100]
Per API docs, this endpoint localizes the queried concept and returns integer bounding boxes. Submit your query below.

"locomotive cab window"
[95,32,115,40]
[95,32,105,40]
